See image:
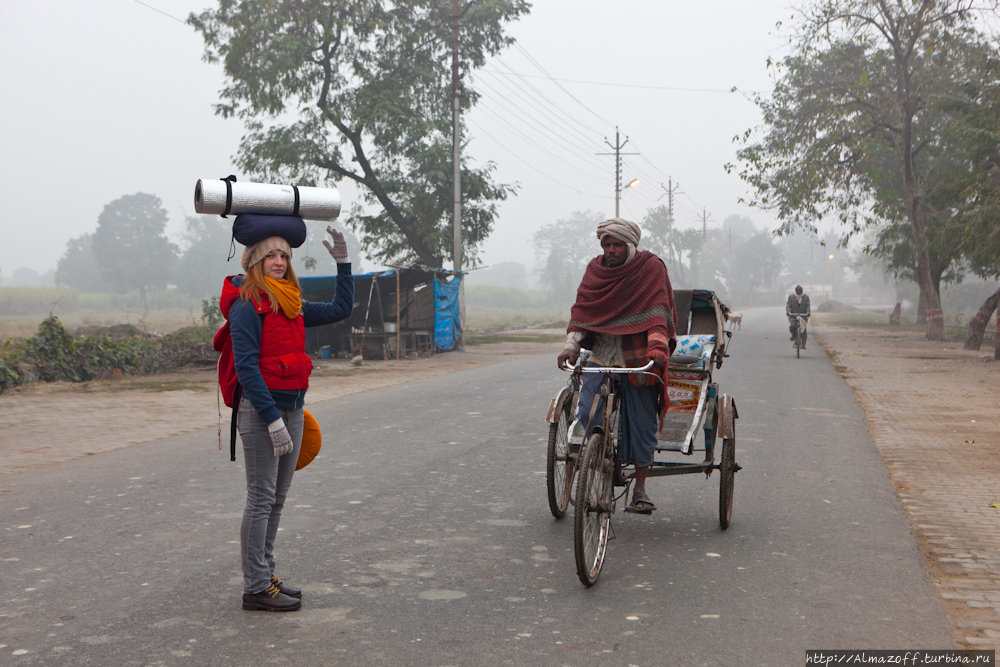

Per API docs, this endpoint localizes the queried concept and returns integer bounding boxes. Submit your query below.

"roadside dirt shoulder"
[813,317,1000,650]
[0,339,562,476]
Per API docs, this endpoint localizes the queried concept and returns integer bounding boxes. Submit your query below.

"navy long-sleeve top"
[230,262,354,424]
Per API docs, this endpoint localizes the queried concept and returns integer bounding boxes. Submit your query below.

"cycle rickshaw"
[545,289,740,586]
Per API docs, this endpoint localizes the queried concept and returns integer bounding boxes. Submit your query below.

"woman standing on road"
[219,223,353,612]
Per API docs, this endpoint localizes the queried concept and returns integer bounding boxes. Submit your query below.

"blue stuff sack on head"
[232,214,307,248]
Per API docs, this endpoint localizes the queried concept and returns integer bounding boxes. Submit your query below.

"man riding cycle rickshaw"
[786,285,811,350]
[556,218,677,515]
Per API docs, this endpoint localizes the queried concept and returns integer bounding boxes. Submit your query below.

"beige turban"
[596,218,641,263]
[241,236,292,272]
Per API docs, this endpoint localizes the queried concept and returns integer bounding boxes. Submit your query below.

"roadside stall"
[300,266,462,359]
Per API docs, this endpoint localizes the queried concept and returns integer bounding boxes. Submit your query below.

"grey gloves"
[322,226,349,263]
[268,418,293,457]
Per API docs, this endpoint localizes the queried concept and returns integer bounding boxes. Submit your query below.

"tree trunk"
[995,312,999,361]
[896,59,944,340]
[964,287,1000,351]
[916,289,927,325]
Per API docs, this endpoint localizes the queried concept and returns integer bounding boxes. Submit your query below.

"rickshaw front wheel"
[574,431,613,586]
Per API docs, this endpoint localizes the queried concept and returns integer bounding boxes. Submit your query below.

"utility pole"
[659,179,681,222]
[448,0,473,351]
[698,208,713,248]
[451,0,462,276]
[597,127,638,217]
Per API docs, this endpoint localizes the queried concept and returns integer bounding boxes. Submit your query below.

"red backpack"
[213,321,241,461]
[214,321,240,408]
[213,315,263,461]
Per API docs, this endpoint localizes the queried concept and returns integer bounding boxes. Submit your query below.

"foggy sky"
[0,0,795,279]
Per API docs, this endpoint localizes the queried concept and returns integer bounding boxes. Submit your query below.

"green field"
[0,285,568,341]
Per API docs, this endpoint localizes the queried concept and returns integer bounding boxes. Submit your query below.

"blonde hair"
[239,258,301,311]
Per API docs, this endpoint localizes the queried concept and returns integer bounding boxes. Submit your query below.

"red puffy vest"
[215,276,313,407]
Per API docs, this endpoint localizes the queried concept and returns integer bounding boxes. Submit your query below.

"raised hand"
[322,226,349,263]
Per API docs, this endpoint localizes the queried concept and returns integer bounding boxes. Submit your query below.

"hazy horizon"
[2,0,809,281]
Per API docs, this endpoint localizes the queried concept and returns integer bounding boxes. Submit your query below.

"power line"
[473,104,607,182]
[130,0,187,24]
[475,68,606,164]
[512,44,614,128]
[473,73,608,173]
[493,54,606,138]
[467,119,606,198]
[483,68,746,94]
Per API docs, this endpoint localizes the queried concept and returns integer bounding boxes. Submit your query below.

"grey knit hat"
[241,236,292,273]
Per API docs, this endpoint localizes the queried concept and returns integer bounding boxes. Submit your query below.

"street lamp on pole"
[618,178,639,217]
[598,127,639,217]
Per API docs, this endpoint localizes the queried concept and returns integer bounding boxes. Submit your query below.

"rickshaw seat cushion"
[669,353,701,366]
[674,334,714,358]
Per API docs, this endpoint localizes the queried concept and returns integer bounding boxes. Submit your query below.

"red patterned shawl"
[568,251,678,421]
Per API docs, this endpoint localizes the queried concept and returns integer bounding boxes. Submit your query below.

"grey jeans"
[237,398,303,594]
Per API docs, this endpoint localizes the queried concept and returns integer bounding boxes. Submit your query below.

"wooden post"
[396,269,401,360]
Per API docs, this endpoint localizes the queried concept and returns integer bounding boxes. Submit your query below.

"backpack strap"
[230,384,242,461]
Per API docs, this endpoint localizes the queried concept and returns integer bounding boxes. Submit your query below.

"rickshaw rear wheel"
[719,434,736,529]
[546,406,573,519]
[574,431,613,586]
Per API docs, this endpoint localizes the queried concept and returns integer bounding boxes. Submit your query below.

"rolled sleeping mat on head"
[194,178,341,221]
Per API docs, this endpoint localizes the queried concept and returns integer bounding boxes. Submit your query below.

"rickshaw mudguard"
[719,394,738,439]
[545,386,573,423]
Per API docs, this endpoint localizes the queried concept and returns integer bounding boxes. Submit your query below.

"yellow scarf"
[263,276,302,319]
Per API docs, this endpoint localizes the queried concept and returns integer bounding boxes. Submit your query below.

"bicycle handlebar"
[577,359,656,374]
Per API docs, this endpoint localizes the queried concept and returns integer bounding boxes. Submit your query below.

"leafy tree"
[699,218,783,306]
[189,0,527,268]
[173,216,235,298]
[641,205,690,284]
[92,193,178,305]
[777,229,849,296]
[946,41,1000,278]
[848,245,909,298]
[533,210,605,302]
[730,0,999,340]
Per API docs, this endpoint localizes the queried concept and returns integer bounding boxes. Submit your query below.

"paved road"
[1,307,954,666]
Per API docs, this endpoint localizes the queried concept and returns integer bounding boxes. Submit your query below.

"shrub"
[23,316,90,382]
[0,316,217,394]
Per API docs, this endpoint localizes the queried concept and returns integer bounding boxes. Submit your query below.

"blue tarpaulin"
[433,274,462,351]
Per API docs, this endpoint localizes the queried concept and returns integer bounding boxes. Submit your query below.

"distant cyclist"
[786,285,811,349]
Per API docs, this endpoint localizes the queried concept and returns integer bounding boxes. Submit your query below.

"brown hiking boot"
[242,584,301,612]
